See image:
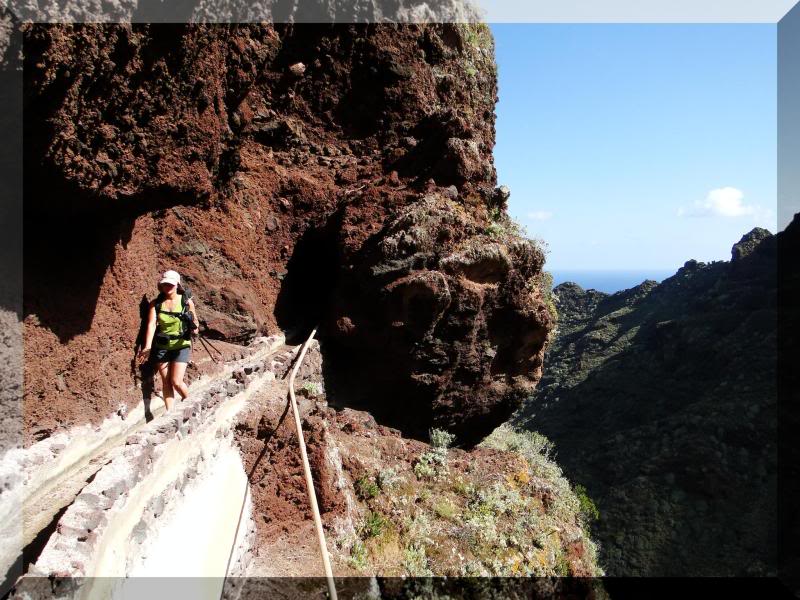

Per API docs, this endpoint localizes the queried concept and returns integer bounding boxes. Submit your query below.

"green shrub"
[485,424,555,460]
[540,270,554,291]
[460,560,489,576]
[355,476,380,500]
[300,381,321,396]
[485,222,505,239]
[509,429,555,460]
[429,428,455,449]
[462,22,493,51]
[404,511,432,542]
[403,543,433,576]
[376,467,399,491]
[484,214,529,240]
[413,458,437,479]
[537,270,558,324]
[554,552,572,577]
[360,511,388,538]
[574,484,600,524]
[452,477,473,497]
[348,540,368,571]
[414,447,449,480]
[433,499,457,520]
[465,483,524,522]
[480,424,584,530]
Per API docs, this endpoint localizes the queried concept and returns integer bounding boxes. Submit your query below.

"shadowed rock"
[324,195,553,446]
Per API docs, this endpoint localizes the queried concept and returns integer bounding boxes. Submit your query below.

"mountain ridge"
[515,223,781,576]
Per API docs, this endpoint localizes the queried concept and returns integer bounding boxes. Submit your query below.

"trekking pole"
[197,335,220,363]
[196,329,225,363]
[200,332,224,356]
[288,326,337,600]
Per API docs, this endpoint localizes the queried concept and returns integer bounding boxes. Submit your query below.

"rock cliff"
[20,21,552,446]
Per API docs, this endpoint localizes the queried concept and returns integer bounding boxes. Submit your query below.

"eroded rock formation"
[325,195,550,443]
[21,21,552,445]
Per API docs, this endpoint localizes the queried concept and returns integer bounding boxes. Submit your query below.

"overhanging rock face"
[7,14,568,589]
[19,20,553,447]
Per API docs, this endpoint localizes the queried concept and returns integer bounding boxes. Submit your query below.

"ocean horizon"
[550,269,676,294]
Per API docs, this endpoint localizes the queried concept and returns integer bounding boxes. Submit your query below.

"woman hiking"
[137,270,199,410]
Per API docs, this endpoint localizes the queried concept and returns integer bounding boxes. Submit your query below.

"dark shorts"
[152,345,191,364]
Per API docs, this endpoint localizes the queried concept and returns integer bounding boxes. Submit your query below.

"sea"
[549,270,676,294]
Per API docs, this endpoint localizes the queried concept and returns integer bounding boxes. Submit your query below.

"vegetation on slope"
[335,425,603,578]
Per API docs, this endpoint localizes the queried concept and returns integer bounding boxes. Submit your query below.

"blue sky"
[491,24,778,271]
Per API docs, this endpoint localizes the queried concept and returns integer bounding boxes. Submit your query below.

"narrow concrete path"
[124,442,249,600]
[1,336,286,593]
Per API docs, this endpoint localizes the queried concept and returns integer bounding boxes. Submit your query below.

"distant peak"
[731,227,773,262]
[554,281,585,294]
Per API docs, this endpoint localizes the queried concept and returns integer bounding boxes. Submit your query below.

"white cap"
[159,270,181,287]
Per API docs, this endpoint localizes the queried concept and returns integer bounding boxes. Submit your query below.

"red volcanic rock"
[21,22,551,445]
[324,195,552,445]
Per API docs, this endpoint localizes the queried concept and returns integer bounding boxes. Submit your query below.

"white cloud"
[527,210,553,221]
[678,187,769,219]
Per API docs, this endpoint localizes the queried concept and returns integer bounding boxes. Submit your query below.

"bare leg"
[158,362,175,410]
[170,361,190,401]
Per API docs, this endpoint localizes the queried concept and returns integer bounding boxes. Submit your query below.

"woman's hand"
[137,347,151,365]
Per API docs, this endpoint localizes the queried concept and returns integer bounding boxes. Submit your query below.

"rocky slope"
[19,20,553,447]
[232,342,602,583]
[515,226,779,576]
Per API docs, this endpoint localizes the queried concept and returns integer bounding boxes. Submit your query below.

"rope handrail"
[288,327,338,600]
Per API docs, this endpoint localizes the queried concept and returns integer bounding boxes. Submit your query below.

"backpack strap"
[180,289,191,316]
[155,292,186,317]
[154,292,165,316]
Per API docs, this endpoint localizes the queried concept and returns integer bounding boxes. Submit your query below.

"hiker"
[136,270,199,411]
